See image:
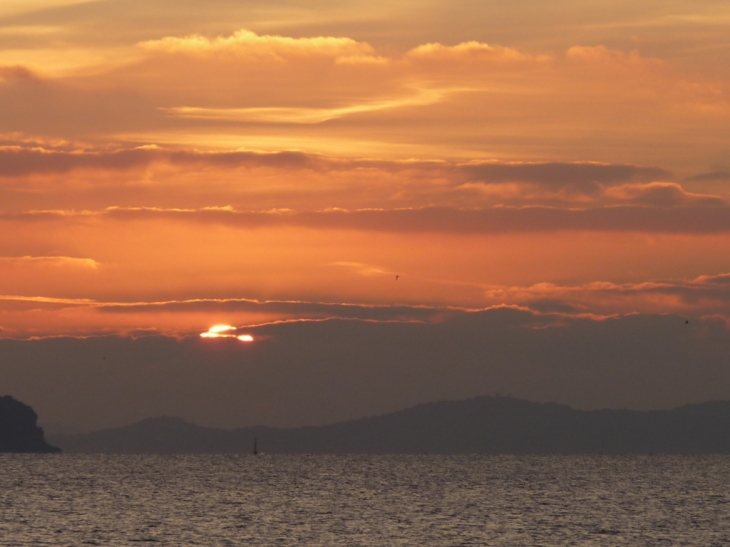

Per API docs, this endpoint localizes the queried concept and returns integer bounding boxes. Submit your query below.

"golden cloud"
[0,255,99,268]
[161,88,446,124]
[139,30,377,60]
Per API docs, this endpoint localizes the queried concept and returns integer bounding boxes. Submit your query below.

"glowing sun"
[200,325,254,342]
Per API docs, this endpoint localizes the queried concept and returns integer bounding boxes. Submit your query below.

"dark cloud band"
[5,203,730,234]
[0,146,670,188]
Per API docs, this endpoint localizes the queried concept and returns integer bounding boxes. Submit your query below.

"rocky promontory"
[0,395,60,453]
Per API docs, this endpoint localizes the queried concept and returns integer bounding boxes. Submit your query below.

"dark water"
[1,455,729,546]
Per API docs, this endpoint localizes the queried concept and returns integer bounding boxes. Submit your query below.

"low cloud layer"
[2,307,727,431]
[3,145,710,219]
[0,145,671,183]
[483,273,730,315]
[8,203,730,235]
[3,267,730,338]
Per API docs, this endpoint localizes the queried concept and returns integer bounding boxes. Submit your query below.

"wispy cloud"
[0,294,95,305]
[0,255,99,268]
[0,145,671,188]
[162,88,446,124]
[685,171,730,182]
[3,270,730,338]
[139,30,377,59]
[0,294,455,338]
[13,204,724,235]
[483,273,730,315]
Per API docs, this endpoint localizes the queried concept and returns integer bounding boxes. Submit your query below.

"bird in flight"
[395,275,399,281]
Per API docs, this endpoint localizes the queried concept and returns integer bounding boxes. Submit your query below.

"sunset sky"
[1,1,730,430]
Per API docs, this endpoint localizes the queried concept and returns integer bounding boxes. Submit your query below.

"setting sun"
[201,325,236,338]
[200,325,253,342]
[208,325,236,334]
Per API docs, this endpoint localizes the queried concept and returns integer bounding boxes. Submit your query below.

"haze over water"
[2,454,729,546]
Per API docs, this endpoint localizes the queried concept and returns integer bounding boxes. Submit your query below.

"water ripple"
[1,455,730,546]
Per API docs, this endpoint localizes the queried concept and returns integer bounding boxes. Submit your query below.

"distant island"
[0,395,60,453]
[49,396,730,454]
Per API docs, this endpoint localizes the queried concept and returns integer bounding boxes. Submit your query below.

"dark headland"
[0,395,60,453]
[50,396,730,454]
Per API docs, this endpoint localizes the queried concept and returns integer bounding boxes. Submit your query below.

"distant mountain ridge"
[50,396,730,454]
[0,395,60,453]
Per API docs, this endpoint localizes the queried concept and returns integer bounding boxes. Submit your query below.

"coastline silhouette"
[48,396,730,455]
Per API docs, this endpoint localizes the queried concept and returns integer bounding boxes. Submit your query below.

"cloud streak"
[94,297,449,323]
[0,145,671,180]
[1,146,694,210]
[0,146,317,177]
[162,87,447,124]
[483,273,730,315]
[460,162,671,189]
[0,255,99,268]
[10,204,722,235]
[139,30,378,59]
[0,293,452,322]
[3,268,730,340]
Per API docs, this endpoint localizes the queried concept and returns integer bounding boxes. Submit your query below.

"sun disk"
[209,325,236,333]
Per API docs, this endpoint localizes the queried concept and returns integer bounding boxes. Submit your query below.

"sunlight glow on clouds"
[0,2,729,339]
[139,30,377,58]
[207,325,236,334]
[161,87,447,124]
[0,256,99,269]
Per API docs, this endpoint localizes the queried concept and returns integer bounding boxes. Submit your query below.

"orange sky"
[1,0,729,338]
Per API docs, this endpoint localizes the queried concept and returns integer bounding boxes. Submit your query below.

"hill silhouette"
[50,396,730,454]
[0,395,60,453]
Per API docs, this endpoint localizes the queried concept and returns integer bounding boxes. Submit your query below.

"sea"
[1,454,729,546]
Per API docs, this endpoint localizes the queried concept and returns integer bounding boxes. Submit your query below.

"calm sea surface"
[1,454,729,546]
